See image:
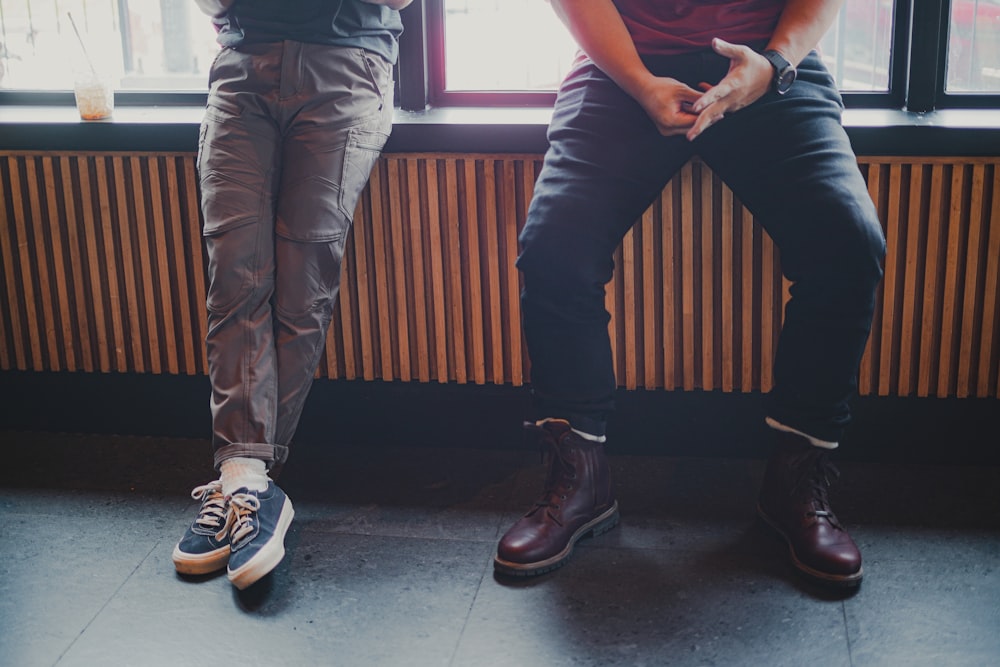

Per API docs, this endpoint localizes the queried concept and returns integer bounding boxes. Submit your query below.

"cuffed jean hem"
[764,400,851,446]
[534,411,607,440]
[213,443,290,471]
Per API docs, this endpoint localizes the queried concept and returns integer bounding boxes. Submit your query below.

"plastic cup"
[74,71,115,121]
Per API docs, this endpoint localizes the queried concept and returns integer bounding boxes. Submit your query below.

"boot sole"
[493,501,620,577]
[227,498,295,590]
[757,503,863,588]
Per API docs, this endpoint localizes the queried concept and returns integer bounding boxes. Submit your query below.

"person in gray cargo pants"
[173,0,413,591]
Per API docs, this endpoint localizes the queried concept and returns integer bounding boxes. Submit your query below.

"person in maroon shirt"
[494,0,884,588]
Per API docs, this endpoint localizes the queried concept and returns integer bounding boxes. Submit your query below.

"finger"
[711,37,737,57]
[660,118,697,137]
[686,109,724,141]
[692,84,731,113]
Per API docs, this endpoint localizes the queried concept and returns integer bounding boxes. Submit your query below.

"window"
[414,0,998,111]
[436,0,896,96]
[0,0,997,112]
[947,0,1000,92]
[0,0,218,91]
[818,0,894,91]
[440,0,577,93]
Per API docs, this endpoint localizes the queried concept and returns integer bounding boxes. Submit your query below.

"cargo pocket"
[199,120,269,314]
[339,124,389,220]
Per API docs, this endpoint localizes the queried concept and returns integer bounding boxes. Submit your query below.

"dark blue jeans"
[517,50,886,443]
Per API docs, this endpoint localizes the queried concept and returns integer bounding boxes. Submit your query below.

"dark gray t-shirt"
[214,0,403,64]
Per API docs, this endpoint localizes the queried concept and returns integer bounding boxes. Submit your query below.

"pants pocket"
[339,124,389,220]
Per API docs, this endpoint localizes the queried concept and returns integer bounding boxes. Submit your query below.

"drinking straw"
[66,12,99,76]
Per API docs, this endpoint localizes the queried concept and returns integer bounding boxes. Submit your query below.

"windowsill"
[1,104,999,156]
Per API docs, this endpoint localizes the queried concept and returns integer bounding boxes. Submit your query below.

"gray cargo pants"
[197,41,394,470]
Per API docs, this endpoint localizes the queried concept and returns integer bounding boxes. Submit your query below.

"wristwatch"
[761,49,796,94]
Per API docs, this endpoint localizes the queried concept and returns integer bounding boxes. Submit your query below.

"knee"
[273,238,342,320]
[517,225,612,310]
[842,204,886,287]
[787,198,885,290]
[517,235,613,328]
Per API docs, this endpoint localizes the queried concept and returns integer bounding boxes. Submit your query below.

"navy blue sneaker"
[224,482,295,590]
[172,480,230,575]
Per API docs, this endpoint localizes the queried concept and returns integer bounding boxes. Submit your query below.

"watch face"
[777,69,796,93]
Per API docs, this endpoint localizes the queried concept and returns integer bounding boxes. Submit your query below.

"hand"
[633,75,704,138]
[686,38,773,141]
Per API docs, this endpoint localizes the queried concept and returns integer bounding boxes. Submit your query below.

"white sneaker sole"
[172,544,229,576]
[227,497,295,590]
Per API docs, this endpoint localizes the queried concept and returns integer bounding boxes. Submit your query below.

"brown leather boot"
[495,420,619,577]
[757,431,863,587]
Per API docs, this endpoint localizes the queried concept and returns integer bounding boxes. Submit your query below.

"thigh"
[276,46,393,244]
[199,48,281,311]
[274,46,394,315]
[696,53,884,281]
[519,59,693,279]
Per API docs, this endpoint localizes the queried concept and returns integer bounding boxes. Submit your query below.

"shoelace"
[525,426,578,526]
[190,481,227,531]
[792,452,844,529]
[217,492,261,544]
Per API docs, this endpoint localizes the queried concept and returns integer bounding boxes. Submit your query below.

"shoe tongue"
[539,418,573,434]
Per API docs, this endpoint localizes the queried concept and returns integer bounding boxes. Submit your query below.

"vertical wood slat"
[896,163,924,395]
[77,156,112,373]
[980,168,1000,398]
[661,185,677,390]
[957,165,986,397]
[0,157,27,369]
[42,157,74,372]
[10,159,45,370]
[1,152,998,401]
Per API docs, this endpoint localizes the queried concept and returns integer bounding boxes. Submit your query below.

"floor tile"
[455,546,853,667]
[844,552,1000,666]
[280,445,527,543]
[0,509,167,667]
[55,532,494,667]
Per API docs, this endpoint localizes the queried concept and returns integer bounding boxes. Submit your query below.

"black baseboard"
[1,370,997,465]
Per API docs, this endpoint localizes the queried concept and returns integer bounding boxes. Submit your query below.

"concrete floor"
[2,429,999,667]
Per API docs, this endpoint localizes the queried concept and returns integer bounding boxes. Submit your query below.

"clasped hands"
[635,38,775,142]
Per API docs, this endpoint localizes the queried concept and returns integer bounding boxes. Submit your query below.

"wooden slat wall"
[1,151,998,398]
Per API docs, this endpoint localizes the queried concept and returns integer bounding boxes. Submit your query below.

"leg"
[497,58,694,576]
[271,44,394,458]
[200,45,285,470]
[698,52,884,586]
[698,52,885,444]
[175,44,283,578]
[222,44,393,589]
[518,58,695,437]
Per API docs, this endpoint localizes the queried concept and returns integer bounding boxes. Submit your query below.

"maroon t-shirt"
[612,0,785,55]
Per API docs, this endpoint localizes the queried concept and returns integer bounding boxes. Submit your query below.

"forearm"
[766,0,845,65]
[548,0,656,100]
[359,0,413,9]
[194,0,233,18]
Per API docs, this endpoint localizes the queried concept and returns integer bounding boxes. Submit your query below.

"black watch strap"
[761,49,796,94]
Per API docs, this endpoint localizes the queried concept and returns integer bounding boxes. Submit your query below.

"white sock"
[536,418,607,444]
[765,417,839,450]
[220,457,270,496]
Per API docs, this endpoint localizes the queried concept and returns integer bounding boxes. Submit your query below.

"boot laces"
[524,423,578,525]
[217,492,261,544]
[792,451,843,529]
[190,481,227,531]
